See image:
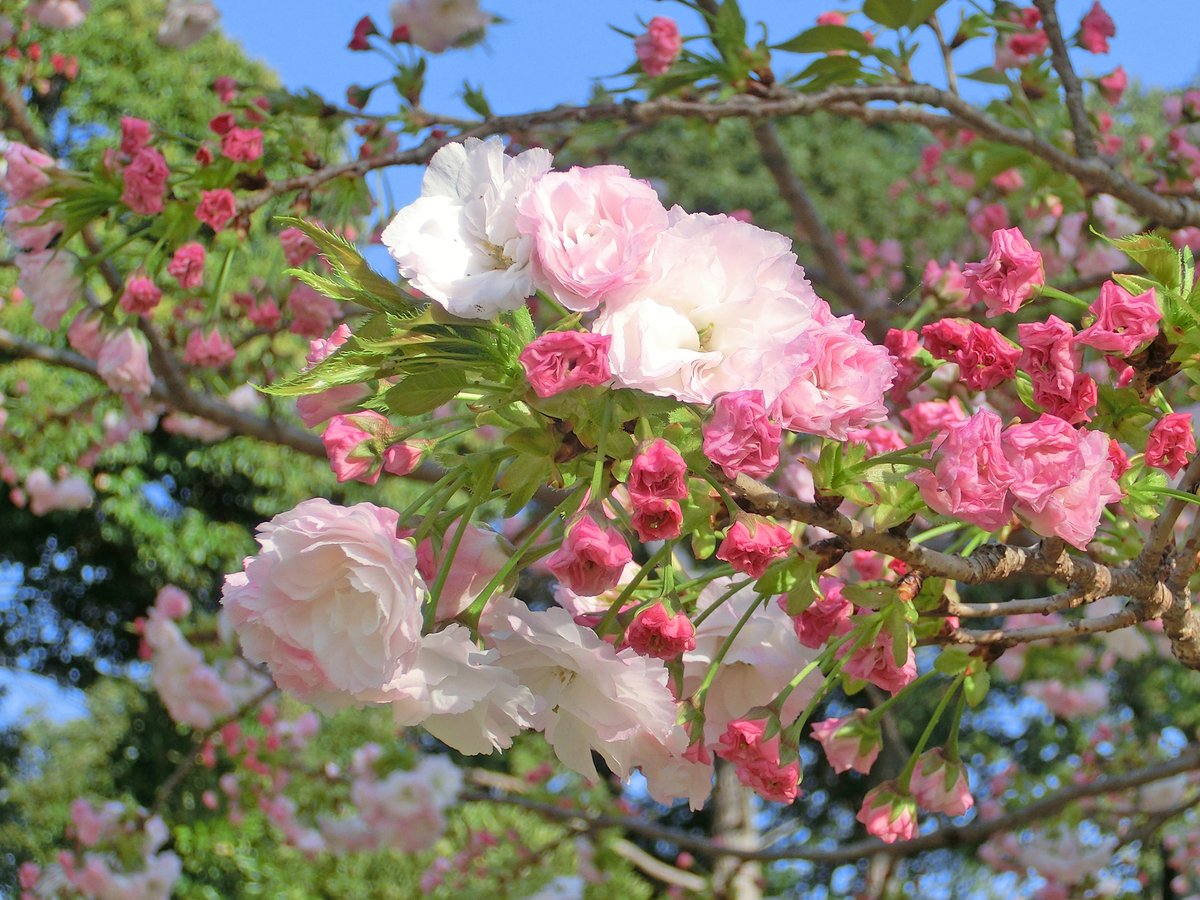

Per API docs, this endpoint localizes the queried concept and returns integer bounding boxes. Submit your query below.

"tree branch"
[1033,0,1098,159]
[464,747,1200,863]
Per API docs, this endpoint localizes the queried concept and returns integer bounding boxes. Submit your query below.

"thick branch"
[1033,0,1097,159]
[752,120,884,335]
[464,747,1200,864]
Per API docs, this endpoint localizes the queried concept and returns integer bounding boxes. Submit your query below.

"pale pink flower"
[963,226,1045,316]
[390,624,538,755]
[910,749,974,816]
[516,165,668,312]
[28,0,88,29]
[3,143,55,200]
[1146,412,1196,477]
[594,211,830,404]
[296,324,370,427]
[912,409,1016,531]
[545,515,632,596]
[220,498,426,711]
[519,331,612,397]
[482,596,680,781]
[3,201,61,250]
[774,315,895,439]
[635,16,683,77]
[155,585,191,619]
[388,0,492,52]
[157,0,219,48]
[1002,416,1121,548]
[24,468,93,515]
[184,328,236,368]
[1075,281,1160,356]
[144,608,235,728]
[279,227,319,267]
[67,310,105,359]
[702,389,781,480]
[857,783,918,843]
[381,137,553,317]
[16,249,79,330]
[811,710,881,774]
[1019,316,1096,424]
[97,328,154,397]
[901,397,968,443]
[922,259,969,306]
[1024,678,1109,717]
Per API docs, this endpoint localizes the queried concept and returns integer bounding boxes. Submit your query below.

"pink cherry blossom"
[184,328,236,368]
[388,0,492,53]
[119,275,162,315]
[635,16,683,77]
[167,242,206,290]
[1001,415,1121,548]
[773,315,895,440]
[3,143,55,201]
[811,711,882,774]
[909,749,974,816]
[545,515,633,596]
[901,397,968,443]
[912,409,1016,531]
[1099,66,1127,105]
[220,498,426,711]
[221,126,264,162]
[120,116,152,156]
[627,439,689,504]
[785,576,853,649]
[414,520,510,620]
[630,496,684,542]
[702,389,782,480]
[625,602,696,659]
[1019,316,1096,424]
[97,328,154,397]
[839,625,917,694]
[921,318,1020,391]
[1078,2,1115,53]
[1075,281,1160,355]
[322,411,387,484]
[715,514,793,578]
[121,147,169,215]
[516,165,668,312]
[857,784,918,843]
[963,227,1045,316]
[518,331,612,397]
[1146,412,1196,478]
[287,283,340,337]
[17,250,80,330]
[196,188,237,231]
[280,226,319,267]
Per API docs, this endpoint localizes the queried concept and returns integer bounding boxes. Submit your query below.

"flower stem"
[898,673,964,791]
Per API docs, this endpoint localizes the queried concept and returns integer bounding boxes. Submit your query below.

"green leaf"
[774,25,871,54]
[500,457,553,518]
[907,0,949,27]
[1100,231,1183,291]
[934,647,971,675]
[1122,465,1167,520]
[964,669,991,706]
[863,0,915,30]
[961,66,1010,85]
[884,604,912,666]
[712,0,747,59]
[461,81,492,118]
[789,54,863,90]
[384,368,468,417]
[276,216,419,315]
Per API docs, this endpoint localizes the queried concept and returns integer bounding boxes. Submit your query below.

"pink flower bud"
[222,126,264,163]
[856,783,918,843]
[121,147,169,216]
[1098,66,1127,105]
[322,411,388,484]
[1078,2,1115,54]
[168,242,206,290]
[119,275,162,315]
[909,749,974,816]
[119,116,152,156]
[630,496,683,542]
[96,328,154,397]
[920,318,1019,392]
[1146,412,1196,478]
[184,328,236,368]
[811,710,882,774]
[634,16,682,77]
[628,439,689,503]
[785,576,853,649]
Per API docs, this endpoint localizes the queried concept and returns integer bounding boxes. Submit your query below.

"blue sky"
[211,1,1199,208]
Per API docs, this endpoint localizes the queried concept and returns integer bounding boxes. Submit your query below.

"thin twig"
[1033,0,1098,159]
